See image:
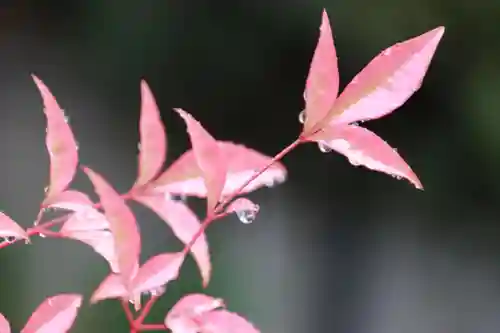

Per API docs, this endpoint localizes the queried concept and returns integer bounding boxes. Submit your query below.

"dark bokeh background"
[0,1,496,332]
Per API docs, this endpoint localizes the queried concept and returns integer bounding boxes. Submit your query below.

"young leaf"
[310,124,422,188]
[302,9,339,133]
[83,167,141,288]
[43,190,94,212]
[134,81,167,188]
[131,252,184,295]
[0,313,10,333]
[90,273,128,304]
[166,294,224,333]
[21,294,82,333]
[153,142,286,197]
[32,75,78,201]
[325,26,445,127]
[173,109,227,214]
[133,194,211,286]
[61,230,119,272]
[0,212,28,240]
[199,310,259,333]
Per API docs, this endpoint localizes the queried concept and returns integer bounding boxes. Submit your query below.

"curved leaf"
[83,167,141,287]
[0,212,28,240]
[0,313,10,333]
[303,9,339,133]
[90,273,128,304]
[199,310,259,333]
[134,81,167,187]
[32,75,78,201]
[132,252,184,295]
[166,294,224,333]
[310,124,422,188]
[154,142,286,197]
[60,208,109,232]
[325,27,445,126]
[21,294,82,333]
[43,190,94,212]
[133,194,211,286]
[173,109,227,213]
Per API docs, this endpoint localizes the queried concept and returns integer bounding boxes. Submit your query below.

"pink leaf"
[83,167,141,288]
[310,124,422,188]
[154,142,286,197]
[302,9,339,133]
[61,230,119,272]
[134,81,167,187]
[21,294,82,333]
[90,273,128,304]
[60,208,109,232]
[32,75,79,201]
[132,252,184,295]
[173,109,227,213]
[166,294,224,333]
[43,190,94,212]
[133,194,211,286]
[0,212,28,240]
[200,310,259,333]
[225,198,260,224]
[326,27,445,126]
[0,313,10,333]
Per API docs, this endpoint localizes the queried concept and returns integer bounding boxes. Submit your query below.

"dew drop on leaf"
[318,141,333,153]
[298,110,306,124]
[148,286,166,297]
[2,236,15,243]
[236,204,260,224]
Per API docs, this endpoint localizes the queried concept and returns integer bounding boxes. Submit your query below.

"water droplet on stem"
[318,141,332,153]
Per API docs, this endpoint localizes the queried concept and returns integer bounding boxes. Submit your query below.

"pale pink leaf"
[60,208,109,233]
[90,273,128,304]
[310,124,422,188]
[133,194,211,286]
[200,310,260,333]
[21,294,82,333]
[32,75,79,201]
[132,252,184,295]
[0,313,10,333]
[303,9,339,132]
[61,230,119,272]
[173,109,227,213]
[154,142,286,197]
[166,294,224,333]
[0,212,28,240]
[134,81,167,187]
[326,27,445,126]
[43,190,94,212]
[83,167,141,287]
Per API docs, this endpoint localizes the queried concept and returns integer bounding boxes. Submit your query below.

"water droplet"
[236,204,260,224]
[38,232,46,238]
[318,141,332,153]
[383,48,392,56]
[348,158,360,166]
[64,115,69,123]
[137,143,142,151]
[298,110,306,124]
[44,186,49,194]
[148,286,166,297]
[3,236,16,243]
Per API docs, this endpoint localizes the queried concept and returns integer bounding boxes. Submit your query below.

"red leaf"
[61,230,119,272]
[132,252,184,295]
[43,190,94,212]
[173,109,227,213]
[133,194,211,286]
[21,294,82,333]
[32,75,79,201]
[83,167,141,288]
[310,124,422,188]
[0,313,10,333]
[325,27,445,126]
[134,81,167,187]
[302,9,339,133]
[90,273,128,304]
[60,208,109,232]
[0,212,28,240]
[154,142,286,197]
[199,310,259,333]
[166,294,224,333]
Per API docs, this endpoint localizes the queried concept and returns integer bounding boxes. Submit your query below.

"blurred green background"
[0,0,497,332]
